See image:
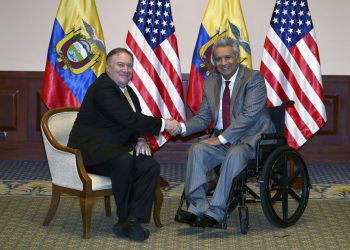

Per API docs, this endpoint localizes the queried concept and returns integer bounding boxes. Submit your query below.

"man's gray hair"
[212,37,240,58]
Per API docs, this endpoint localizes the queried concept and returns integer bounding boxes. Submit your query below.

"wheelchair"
[175,100,310,234]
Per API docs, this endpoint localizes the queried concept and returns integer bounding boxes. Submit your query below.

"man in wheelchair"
[169,37,275,228]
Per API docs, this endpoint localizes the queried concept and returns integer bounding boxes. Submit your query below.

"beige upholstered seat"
[41,107,163,239]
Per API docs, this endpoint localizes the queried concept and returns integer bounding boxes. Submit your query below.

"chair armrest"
[42,134,92,191]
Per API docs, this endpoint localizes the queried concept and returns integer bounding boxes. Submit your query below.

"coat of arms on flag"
[56,19,105,74]
[187,0,252,114]
[42,0,106,109]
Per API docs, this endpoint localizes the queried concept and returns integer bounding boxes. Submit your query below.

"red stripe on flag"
[187,65,204,114]
[261,1,326,149]
[131,71,162,117]
[126,32,182,120]
[42,60,80,109]
[284,126,299,149]
[267,98,274,108]
[289,45,326,127]
[154,37,184,101]
[147,131,171,151]
[146,134,160,151]
[303,33,320,63]
[264,38,323,126]
[153,46,184,119]
[260,62,313,140]
[167,33,180,58]
[261,62,288,100]
[289,42,325,102]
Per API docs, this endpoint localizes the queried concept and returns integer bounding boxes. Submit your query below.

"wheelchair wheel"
[260,145,310,227]
[238,206,249,234]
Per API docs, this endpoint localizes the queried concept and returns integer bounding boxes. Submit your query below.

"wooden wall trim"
[0,89,19,130]
[0,71,349,163]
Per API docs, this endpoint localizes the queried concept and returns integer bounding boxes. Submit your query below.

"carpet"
[0,161,349,249]
[0,196,349,249]
[1,180,350,201]
[0,161,349,200]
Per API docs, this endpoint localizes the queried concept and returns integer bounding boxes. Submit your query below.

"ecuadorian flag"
[187,0,252,114]
[42,0,106,109]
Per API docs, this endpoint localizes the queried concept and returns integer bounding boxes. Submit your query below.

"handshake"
[164,119,182,136]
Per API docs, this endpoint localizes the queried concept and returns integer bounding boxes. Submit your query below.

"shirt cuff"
[218,135,228,144]
[180,122,186,136]
[160,118,165,132]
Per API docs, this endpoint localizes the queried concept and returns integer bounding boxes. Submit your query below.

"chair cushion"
[88,173,112,191]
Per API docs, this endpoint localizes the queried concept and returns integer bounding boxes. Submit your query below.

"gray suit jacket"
[184,65,275,148]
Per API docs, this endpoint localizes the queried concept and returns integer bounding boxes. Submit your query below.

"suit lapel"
[213,76,221,123]
[109,78,141,113]
[230,66,245,114]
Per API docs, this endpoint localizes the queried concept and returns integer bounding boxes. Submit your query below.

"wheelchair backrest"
[268,100,294,134]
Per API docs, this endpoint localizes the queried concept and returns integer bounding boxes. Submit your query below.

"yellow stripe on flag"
[201,0,252,68]
[55,0,106,76]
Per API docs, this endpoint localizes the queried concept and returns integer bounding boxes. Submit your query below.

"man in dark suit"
[171,37,275,227]
[68,48,177,241]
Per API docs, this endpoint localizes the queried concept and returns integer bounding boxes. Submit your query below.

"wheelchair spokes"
[260,145,310,227]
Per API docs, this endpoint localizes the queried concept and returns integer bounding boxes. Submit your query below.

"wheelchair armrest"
[260,133,285,141]
[255,133,287,173]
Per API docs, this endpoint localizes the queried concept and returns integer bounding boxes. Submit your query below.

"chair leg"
[43,186,61,226]
[104,195,111,217]
[80,197,95,239]
[153,178,163,227]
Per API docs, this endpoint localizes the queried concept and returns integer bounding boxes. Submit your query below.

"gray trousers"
[185,142,254,222]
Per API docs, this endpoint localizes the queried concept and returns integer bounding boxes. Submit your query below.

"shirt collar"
[221,67,239,87]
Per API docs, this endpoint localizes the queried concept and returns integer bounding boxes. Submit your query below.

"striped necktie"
[222,80,231,129]
[124,88,135,111]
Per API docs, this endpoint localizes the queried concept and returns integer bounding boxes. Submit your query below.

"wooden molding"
[0,71,349,162]
[0,89,19,130]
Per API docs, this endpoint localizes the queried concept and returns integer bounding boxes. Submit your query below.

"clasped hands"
[136,119,220,156]
[165,119,221,145]
[164,119,181,136]
[134,119,181,156]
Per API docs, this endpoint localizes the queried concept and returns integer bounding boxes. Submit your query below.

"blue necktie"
[222,80,231,130]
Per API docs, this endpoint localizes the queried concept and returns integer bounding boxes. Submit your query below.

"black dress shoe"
[196,214,222,228]
[174,210,198,225]
[112,218,150,242]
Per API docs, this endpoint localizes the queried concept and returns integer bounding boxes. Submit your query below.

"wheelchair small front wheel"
[260,145,310,227]
[238,206,249,234]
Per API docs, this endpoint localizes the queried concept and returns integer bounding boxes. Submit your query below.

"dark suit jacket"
[68,73,162,166]
[184,65,275,148]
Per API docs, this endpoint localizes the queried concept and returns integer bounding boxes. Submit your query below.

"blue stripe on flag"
[191,25,210,70]
[46,19,98,103]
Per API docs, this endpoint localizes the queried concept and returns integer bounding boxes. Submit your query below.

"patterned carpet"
[0,196,349,249]
[0,160,349,199]
[0,161,349,249]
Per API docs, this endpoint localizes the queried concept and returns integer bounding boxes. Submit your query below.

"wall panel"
[0,89,18,130]
[0,71,349,163]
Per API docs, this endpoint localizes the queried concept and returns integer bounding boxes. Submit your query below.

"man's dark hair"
[106,48,134,65]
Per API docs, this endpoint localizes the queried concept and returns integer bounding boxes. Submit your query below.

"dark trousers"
[86,153,160,223]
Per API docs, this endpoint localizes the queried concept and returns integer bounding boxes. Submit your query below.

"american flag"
[260,0,327,149]
[126,0,185,150]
